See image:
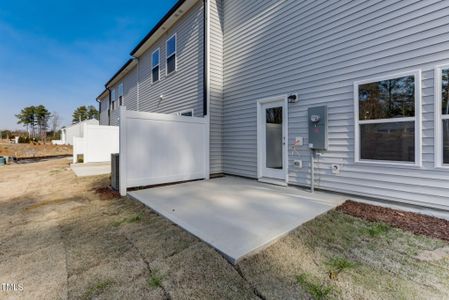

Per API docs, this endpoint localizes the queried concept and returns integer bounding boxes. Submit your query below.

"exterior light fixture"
[288,94,299,103]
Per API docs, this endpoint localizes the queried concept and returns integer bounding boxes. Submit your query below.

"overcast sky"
[0,0,177,130]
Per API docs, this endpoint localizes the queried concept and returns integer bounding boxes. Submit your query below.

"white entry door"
[258,98,287,181]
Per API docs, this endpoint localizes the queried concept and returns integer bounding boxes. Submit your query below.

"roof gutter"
[130,0,187,56]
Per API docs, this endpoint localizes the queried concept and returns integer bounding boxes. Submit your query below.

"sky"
[0,0,177,130]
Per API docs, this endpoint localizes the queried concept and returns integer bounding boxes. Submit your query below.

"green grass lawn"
[239,210,449,300]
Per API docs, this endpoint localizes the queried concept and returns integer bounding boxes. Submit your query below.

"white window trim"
[177,109,194,116]
[151,48,160,83]
[434,64,449,168]
[166,33,177,76]
[354,70,422,167]
[118,82,124,107]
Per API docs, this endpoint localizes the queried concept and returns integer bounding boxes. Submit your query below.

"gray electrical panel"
[308,106,328,150]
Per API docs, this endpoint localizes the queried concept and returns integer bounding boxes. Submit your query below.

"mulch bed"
[337,200,449,242]
[94,187,121,200]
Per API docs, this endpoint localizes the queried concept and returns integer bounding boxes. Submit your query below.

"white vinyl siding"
[222,0,449,209]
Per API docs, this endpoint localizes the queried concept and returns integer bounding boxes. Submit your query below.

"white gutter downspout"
[136,58,140,111]
[205,0,211,180]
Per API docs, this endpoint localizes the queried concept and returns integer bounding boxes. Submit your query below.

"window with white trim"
[436,66,449,166]
[176,109,194,117]
[152,49,160,83]
[117,82,124,106]
[166,34,176,75]
[355,71,421,164]
[111,88,117,110]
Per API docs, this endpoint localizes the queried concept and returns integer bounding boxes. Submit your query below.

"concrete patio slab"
[70,162,111,177]
[129,176,347,264]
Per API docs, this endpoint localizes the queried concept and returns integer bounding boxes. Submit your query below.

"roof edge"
[130,0,186,56]
[105,59,134,88]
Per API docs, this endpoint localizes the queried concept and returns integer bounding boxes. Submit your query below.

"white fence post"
[83,123,89,163]
[119,106,127,196]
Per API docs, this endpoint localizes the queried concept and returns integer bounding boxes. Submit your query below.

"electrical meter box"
[308,106,328,150]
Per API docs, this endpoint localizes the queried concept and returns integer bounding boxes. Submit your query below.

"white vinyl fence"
[119,107,209,196]
[73,124,119,164]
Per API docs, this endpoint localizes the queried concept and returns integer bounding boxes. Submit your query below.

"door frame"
[257,95,289,183]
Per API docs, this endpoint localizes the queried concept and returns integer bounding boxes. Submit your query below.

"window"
[152,49,160,83]
[354,71,421,165]
[166,34,176,75]
[111,88,117,110]
[435,65,449,167]
[177,109,194,117]
[152,49,160,82]
[117,82,124,106]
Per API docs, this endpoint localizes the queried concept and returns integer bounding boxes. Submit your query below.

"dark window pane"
[152,66,159,82]
[360,122,415,162]
[266,107,282,124]
[152,50,159,67]
[444,120,449,164]
[167,36,176,56]
[181,111,193,117]
[359,75,415,120]
[266,107,283,169]
[442,69,449,115]
[167,55,176,74]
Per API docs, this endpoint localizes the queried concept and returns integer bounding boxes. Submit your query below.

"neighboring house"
[61,119,99,145]
[97,0,449,210]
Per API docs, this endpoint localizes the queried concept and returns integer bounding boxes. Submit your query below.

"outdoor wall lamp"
[288,94,299,103]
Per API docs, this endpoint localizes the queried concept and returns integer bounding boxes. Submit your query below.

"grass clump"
[112,213,143,227]
[326,257,357,279]
[148,272,164,289]
[366,223,390,237]
[82,279,114,300]
[296,273,333,300]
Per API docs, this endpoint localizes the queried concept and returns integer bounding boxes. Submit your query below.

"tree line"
[15,105,99,142]
[15,105,53,140]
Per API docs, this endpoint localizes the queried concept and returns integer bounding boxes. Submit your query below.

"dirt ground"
[1,158,448,299]
[0,142,72,159]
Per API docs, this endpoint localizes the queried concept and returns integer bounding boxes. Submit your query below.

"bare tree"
[51,112,60,137]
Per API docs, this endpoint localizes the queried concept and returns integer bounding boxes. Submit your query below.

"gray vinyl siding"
[209,0,224,174]
[99,94,109,126]
[124,66,138,111]
[110,107,120,126]
[222,0,449,209]
[137,0,204,117]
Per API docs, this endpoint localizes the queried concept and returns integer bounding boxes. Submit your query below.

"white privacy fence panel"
[73,137,85,163]
[120,107,209,196]
[72,125,119,164]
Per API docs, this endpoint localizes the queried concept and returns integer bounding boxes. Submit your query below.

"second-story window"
[118,82,124,106]
[111,88,116,110]
[152,49,160,83]
[166,34,176,75]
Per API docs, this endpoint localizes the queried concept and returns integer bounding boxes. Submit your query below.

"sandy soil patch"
[0,143,72,159]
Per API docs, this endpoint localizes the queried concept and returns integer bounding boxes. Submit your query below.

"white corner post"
[205,0,211,180]
[119,106,127,196]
